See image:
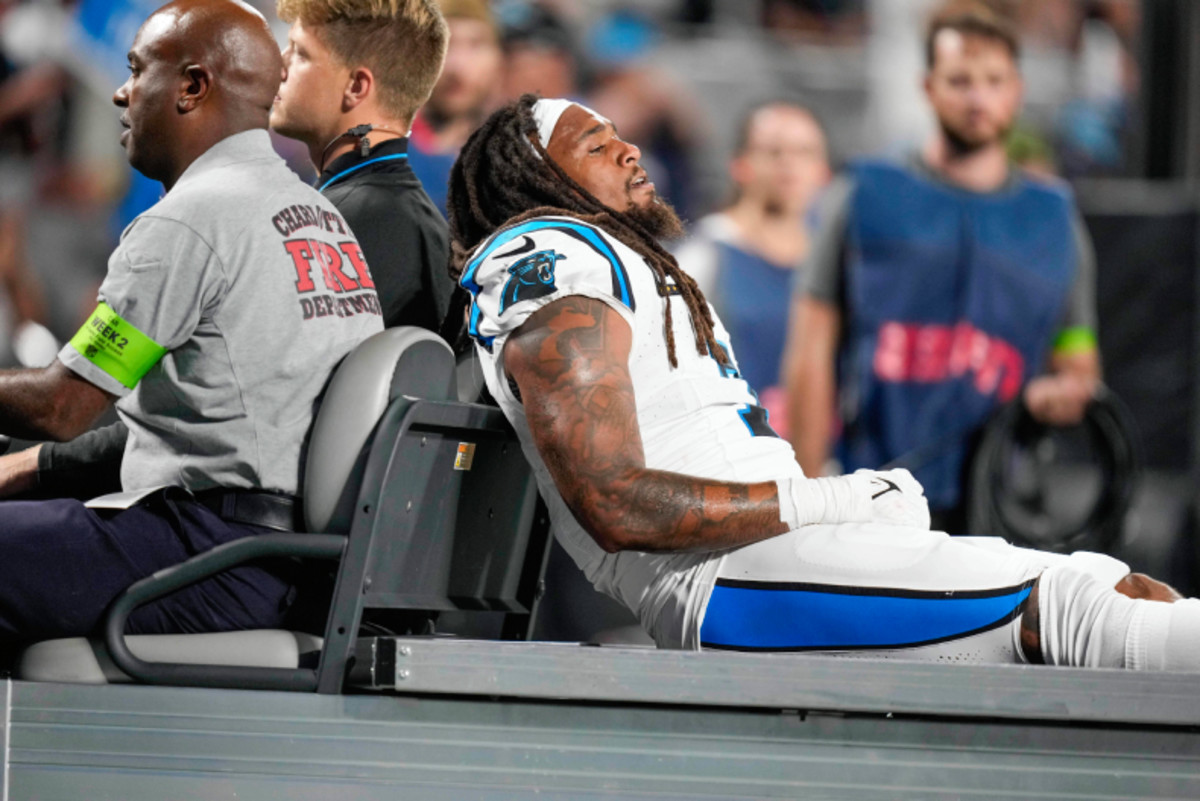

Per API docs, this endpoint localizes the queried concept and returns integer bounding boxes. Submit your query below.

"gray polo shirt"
[60,130,383,494]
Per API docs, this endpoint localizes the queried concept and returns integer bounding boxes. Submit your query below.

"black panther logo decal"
[500,249,566,313]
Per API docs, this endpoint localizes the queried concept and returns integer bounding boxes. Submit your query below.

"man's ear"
[343,66,373,112]
[178,65,212,113]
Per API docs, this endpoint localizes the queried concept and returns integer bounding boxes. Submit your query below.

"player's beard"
[625,195,685,241]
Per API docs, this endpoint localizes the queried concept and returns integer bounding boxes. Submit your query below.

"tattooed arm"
[503,295,790,554]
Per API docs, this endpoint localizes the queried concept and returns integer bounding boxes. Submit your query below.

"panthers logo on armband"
[499,249,565,314]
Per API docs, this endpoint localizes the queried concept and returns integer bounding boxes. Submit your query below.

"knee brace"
[1038,563,1200,671]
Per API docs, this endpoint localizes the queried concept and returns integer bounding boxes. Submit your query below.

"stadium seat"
[14,327,551,693]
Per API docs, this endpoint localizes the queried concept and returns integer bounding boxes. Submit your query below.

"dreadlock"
[446,94,724,368]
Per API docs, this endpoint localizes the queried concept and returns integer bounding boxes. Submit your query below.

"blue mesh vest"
[838,159,1077,511]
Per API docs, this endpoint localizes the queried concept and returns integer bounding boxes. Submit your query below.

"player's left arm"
[0,360,114,441]
[1024,210,1101,426]
[504,295,791,554]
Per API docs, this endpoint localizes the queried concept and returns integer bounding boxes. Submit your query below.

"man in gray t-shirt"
[59,129,381,495]
[0,0,380,642]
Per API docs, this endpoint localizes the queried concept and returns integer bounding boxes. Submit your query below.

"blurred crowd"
[0,0,1140,368]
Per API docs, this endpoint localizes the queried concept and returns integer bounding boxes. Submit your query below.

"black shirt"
[39,138,454,497]
[317,137,452,329]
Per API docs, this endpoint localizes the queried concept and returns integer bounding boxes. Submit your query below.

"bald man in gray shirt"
[0,0,380,643]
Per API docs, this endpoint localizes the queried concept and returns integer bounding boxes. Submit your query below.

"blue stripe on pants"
[700,579,1033,652]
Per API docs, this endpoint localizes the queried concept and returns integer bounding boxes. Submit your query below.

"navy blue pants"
[0,490,296,642]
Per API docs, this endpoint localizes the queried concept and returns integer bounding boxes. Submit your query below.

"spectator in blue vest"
[674,101,831,439]
[783,0,1100,533]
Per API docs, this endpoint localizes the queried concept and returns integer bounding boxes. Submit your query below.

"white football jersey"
[461,215,804,646]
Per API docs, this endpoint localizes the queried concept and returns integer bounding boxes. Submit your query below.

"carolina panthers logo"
[499,249,565,314]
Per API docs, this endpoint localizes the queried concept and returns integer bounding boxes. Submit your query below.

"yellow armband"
[68,303,166,389]
[1052,326,1097,355]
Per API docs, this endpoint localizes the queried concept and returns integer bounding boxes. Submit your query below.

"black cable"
[965,386,1141,553]
[316,123,407,171]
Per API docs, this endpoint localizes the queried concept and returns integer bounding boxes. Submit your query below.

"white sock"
[1038,564,1135,668]
[1039,564,1200,671]
[1130,598,1200,671]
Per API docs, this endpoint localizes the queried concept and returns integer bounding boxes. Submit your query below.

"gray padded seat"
[17,631,323,684]
[15,327,454,684]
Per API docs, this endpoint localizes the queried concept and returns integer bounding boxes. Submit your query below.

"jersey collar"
[317,137,411,190]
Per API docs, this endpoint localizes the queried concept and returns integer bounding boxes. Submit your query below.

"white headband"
[530,98,609,150]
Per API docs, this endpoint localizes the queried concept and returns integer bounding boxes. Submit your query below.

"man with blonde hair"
[272,0,452,330]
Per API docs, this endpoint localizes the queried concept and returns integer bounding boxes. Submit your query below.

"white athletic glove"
[776,468,931,531]
[851,468,931,529]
